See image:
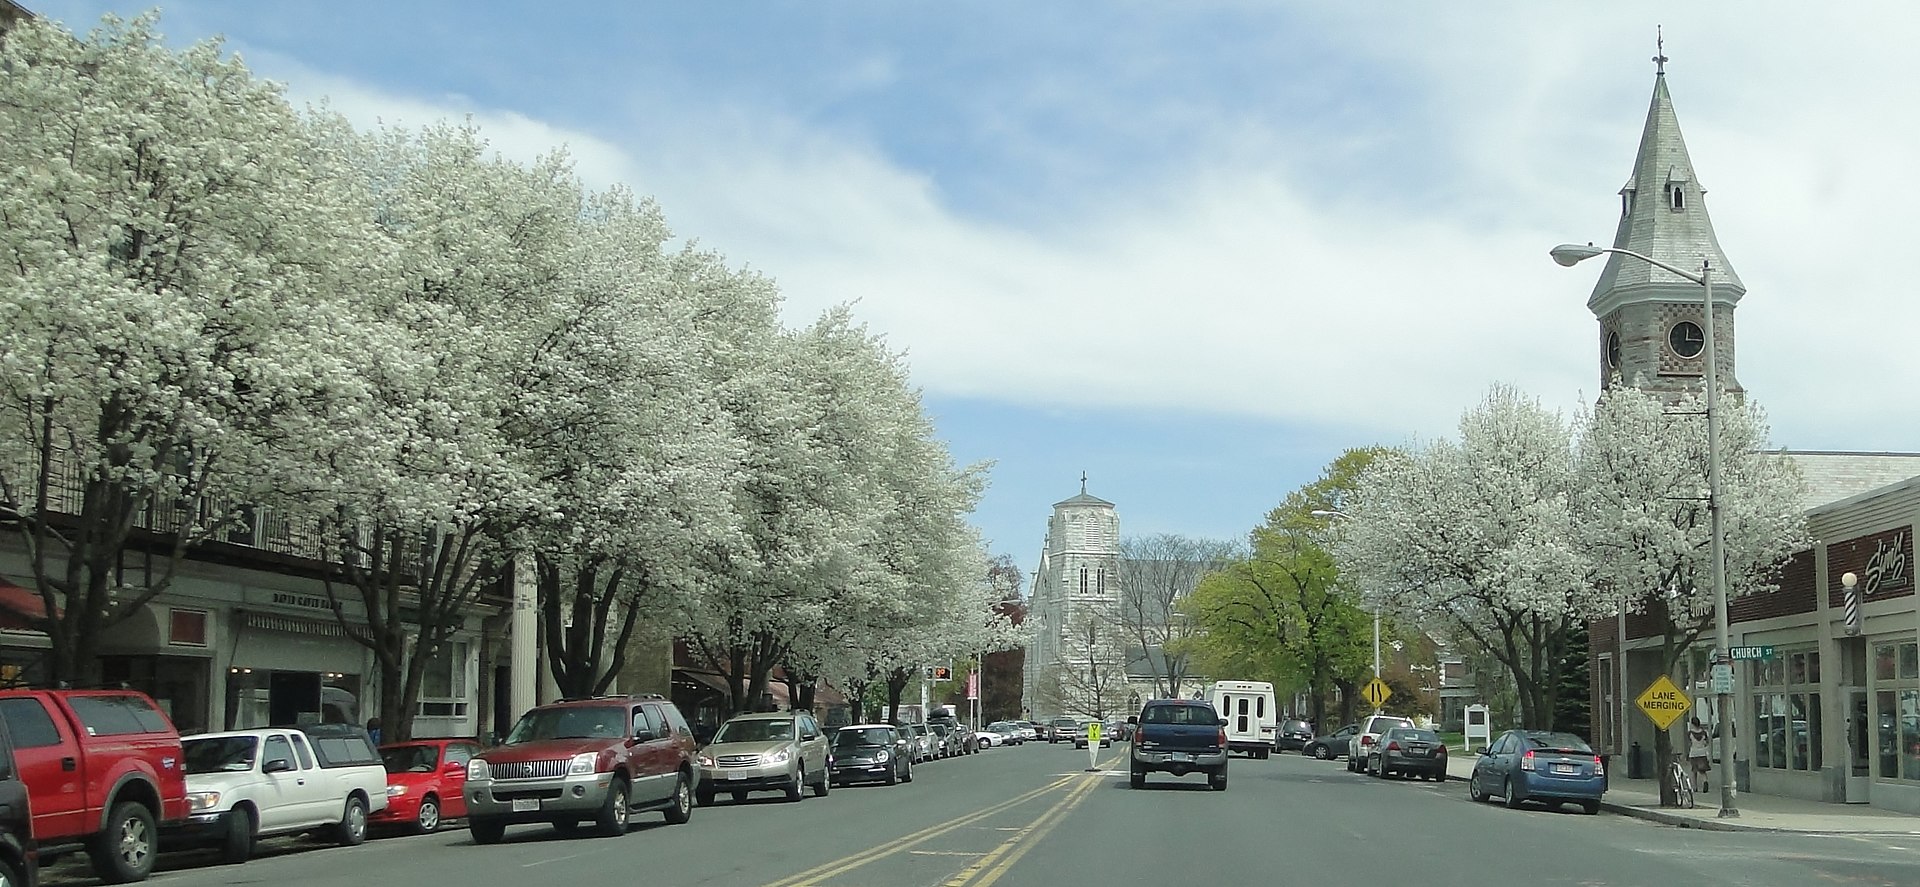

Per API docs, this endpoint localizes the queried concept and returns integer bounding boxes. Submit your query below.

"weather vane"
[1653,26,1668,75]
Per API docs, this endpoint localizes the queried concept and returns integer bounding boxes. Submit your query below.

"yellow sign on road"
[1086,722,1102,744]
[1635,674,1692,730]
[1361,678,1392,709]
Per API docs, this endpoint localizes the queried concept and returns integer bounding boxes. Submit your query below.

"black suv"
[0,711,38,887]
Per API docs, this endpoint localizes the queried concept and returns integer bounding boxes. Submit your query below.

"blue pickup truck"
[1126,700,1229,791]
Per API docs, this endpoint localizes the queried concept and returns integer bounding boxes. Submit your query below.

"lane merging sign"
[1361,678,1392,709]
[1635,674,1691,730]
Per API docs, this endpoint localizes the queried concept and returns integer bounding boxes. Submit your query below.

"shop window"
[420,641,468,700]
[1753,648,1820,773]
[168,609,208,647]
[1877,690,1900,779]
[1906,689,1920,781]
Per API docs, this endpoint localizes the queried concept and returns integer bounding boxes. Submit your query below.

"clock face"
[1606,331,1622,368]
[1668,321,1704,358]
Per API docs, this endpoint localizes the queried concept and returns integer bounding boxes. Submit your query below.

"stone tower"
[1022,475,1123,718]
[1587,52,1745,399]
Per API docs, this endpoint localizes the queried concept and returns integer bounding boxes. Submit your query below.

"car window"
[446,743,477,765]
[263,734,295,769]
[835,727,893,747]
[658,703,691,737]
[289,733,316,769]
[1389,729,1439,742]
[714,718,795,744]
[634,705,663,738]
[68,694,170,736]
[185,736,258,774]
[1142,705,1215,725]
[0,698,62,748]
[381,744,438,773]
[1525,732,1594,753]
[306,730,379,767]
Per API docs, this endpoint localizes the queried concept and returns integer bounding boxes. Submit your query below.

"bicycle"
[1666,759,1696,809]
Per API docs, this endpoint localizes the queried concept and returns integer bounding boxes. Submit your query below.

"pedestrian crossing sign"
[1635,674,1691,730]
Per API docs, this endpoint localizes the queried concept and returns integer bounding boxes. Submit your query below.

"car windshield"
[1525,732,1594,753]
[1141,705,1216,725]
[714,718,795,744]
[1388,729,1439,743]
[184,736,258,774]
[505,706,627,742]
[1051,718,1076,727]
[834,727,892,748]
[1367,717,1414,733]
[381,744,440,773]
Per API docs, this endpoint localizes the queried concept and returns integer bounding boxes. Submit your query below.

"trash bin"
[1627,741,1647,780]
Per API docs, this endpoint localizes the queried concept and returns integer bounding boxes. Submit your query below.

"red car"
[373,738,484,833]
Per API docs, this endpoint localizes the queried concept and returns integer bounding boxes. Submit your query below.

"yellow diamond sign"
[1361,678,1392,709]
[1635,674,1691,730]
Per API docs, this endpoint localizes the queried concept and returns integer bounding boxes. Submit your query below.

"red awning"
[0,578,56,632]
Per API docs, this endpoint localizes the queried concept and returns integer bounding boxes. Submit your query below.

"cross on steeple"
[1079,471,1087,494]
[1653,26,1668,75]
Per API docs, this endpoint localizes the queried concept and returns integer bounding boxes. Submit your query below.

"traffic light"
[930,665,953,681]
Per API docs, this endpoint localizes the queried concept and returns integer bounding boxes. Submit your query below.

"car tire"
[0,857,22,887]
[594,778,631,837]
[1434,771,1447,783]
[884,765,899,786]
[664,772,694,824]
[416,796,442,834]
[1210,769,1227,791]
[89,800,157,884]
[786,768,805,802]
[1312,745,1332,760]
[1130,765,1145,789]
[812,768,830,798]
[902,761,914,783]
[1469,777,1487,802]
[696,786,716,806]
[1503,778,1524,810]
[1581,800,1600,815]
[470,817,506,845]
[336,796,369,846]
[220,805,255,864]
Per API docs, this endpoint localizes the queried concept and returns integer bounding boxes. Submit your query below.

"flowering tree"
[1334,386,1601,729]
[0,16,377,683]
[1573,384,1806,799]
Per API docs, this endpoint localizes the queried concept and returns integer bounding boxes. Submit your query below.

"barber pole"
[1844,585,1861,636]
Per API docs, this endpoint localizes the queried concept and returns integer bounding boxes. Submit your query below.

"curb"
[1600,800,1777,832]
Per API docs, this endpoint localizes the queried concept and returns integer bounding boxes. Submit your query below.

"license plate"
[1409,745,1429,755]
[1551,763,1577,775]
[1170,752,1191,763]
[510,798,540,812]
[720,773,744,780]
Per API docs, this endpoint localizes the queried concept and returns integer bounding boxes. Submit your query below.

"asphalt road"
[40,741,1920,887]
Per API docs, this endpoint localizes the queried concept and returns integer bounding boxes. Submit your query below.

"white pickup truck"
[166,724,388,863]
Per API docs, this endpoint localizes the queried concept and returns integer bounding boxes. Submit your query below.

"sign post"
[1084,721,1102,771]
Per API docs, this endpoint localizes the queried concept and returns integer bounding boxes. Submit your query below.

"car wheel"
[1130,765,1145,789]
[884,764,899,786]
[335,796,369,846]
[1581,800,1601,815]
[416,795,442,834]
[812,767,830,798]
[902,760,914,783]
[1210,769,1228,791]
[696,786,716,806]
[664,772,694,824]
[594,778,631,836]
[786,768,805,802]
[219,805,255,864]
[1503,777,1524,810]
[1434,771,1447,783]
[89,800,157,884]
[0,857,22,887]
[470,817,506,845]
[1312,745,1332,760]
[1468,776,1487,802]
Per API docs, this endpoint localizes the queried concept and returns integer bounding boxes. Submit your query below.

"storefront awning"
[0,577,57,632]
[675,669,733,698]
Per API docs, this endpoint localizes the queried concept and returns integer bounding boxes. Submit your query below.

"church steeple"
[1587,41,1744,395]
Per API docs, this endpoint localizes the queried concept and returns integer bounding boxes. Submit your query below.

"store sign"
[271,592,334,611]
[1864,531,1909,595]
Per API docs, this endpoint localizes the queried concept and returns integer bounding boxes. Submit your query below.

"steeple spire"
[1653,26,1667,75]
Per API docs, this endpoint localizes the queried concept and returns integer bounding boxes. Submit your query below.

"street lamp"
[1551,242,1738,819]
[1310,509,1382,710]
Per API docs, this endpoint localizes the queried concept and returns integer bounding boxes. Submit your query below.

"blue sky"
[26,2,1920,582]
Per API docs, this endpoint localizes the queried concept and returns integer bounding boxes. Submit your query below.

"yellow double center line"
[763,760,1114,887]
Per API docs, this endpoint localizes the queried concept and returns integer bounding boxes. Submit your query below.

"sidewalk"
[1441,753,1920,834]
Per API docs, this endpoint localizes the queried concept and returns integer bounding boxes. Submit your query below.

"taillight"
[1521,750,1536,771]
[1593,755,1605,776]
[1217,729,1228,747]
[1436,745,1447,756]
[1385,741,1400,752]
[1360,735,1374,746]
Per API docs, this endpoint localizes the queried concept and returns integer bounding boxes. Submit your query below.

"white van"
[1206,680,1277,759]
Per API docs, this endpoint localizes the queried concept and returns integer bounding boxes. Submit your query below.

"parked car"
[1365,726,1448,781]
[1275,719,1314,753]
[1127,699,1228,790]
[464,694,696,842]
[927,712,976,754]
[986,721,1026,745]
[926,722,958,758]
[828,725,912,786]
[1047,717,1081,744]
[1303,724,1358,760]
[695,710,830,805]
[0,687,187,883]
[0,708,39,887]
[1073,719,1112,750]
[1020,721,1045,741]
[1468,730,1605,814]
[1346,715,1417,772]
[374,737,484,833]
[167,726,387,863]
[896,723,935,763]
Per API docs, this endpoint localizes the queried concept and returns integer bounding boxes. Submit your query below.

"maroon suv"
[463,694,695,843]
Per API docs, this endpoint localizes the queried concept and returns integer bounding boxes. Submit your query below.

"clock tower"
[1585,47,1744,400]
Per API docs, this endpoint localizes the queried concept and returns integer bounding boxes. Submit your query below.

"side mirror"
[632,729,657,744]
[1126,716,1138,725]
[1218,718,1229,727]
[1478,747,1493,756]
[263,758,294,774]
[445,760,465,773]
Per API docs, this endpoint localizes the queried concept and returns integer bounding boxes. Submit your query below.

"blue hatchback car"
[1468,729,1605,814]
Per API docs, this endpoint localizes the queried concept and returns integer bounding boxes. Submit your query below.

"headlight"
[764,748,791,765]
[186,791,222,813]
[386,785,408,797]
[874,750,890,763]
[696,754,716,768]
[567,752,598,775]
[468,758,489,781]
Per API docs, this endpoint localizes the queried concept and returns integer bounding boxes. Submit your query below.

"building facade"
[1023,478,1128,719]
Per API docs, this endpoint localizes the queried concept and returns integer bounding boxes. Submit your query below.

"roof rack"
[550,693,666,704]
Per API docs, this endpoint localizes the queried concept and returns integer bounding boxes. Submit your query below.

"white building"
[1023,478,1129,719]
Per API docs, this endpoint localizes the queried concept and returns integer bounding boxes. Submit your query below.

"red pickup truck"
[0,688,187,883]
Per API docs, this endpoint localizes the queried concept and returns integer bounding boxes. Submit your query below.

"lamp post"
[1551,242,1738,819]
[1310,509,1382,711]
